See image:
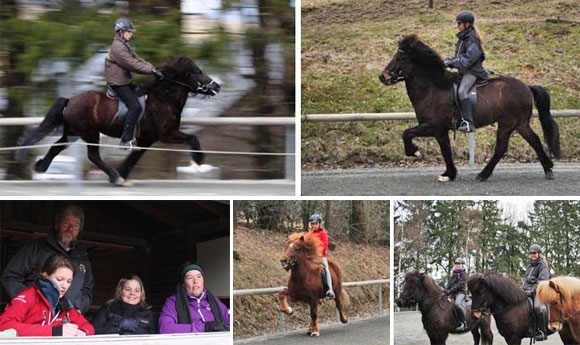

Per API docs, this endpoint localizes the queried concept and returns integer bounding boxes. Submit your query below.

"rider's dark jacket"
[523,257,550,294]
[446,26,489,80]
[445,267,467,297]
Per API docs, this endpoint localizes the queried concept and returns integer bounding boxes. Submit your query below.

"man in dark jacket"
[444,11,490,133]
[445,257,468,332]
[1,205,94,314]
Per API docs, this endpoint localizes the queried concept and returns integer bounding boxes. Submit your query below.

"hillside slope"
[233,225,389,339]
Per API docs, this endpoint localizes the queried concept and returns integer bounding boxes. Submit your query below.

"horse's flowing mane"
[537,276,580,308]
[405,271,443,295]
[287,231,323,260]
[469,273,526,306]
[398,34,457,86]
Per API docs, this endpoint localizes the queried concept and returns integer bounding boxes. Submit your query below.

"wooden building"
[0,200,231,319]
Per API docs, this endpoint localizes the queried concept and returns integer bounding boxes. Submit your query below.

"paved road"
[302,163,580,196]
[235,315,389,345]
[394,311,565,345]
[0,179,295,196]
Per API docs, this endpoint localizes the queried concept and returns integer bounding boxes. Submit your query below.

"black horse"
[379,34,560,182]
[16,55,220,186]
[396,271,493,345]
[467,273,576,345]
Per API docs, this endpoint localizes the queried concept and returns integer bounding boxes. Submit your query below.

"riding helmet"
[454,258,466,264]
[529,244,543,253]
[309,213,323,223]
[456,11,475,24]
[114,18,135,32]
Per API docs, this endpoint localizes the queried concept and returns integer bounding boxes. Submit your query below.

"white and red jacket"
[0,283,94,336]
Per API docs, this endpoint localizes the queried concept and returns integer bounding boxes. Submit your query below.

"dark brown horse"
[537,276,580,344]
[278,231,348,336]
[379,34,560,182]
[396,271,493,345]
[467,273,576,345]
[16,55,220,186]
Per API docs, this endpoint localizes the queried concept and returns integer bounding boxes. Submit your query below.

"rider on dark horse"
[443,11,490,133]
[445,257,468,332]
[523,244,550,341]
[105,18,165,150]
[308,213,335,299]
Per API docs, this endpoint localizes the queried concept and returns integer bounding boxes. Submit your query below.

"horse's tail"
[15,97,68,161]
[529,85,561,158]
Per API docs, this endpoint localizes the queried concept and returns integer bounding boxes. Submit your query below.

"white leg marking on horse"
[414,151,422,158]
[438,175,450,182]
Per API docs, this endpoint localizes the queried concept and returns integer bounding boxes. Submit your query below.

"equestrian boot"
[458,99,475,133]
[534,307,548,341]
[120,110,139,151]
[322,257,335,299]
[454,308,467,332]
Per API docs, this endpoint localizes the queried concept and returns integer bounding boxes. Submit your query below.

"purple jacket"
[158,289,229,334]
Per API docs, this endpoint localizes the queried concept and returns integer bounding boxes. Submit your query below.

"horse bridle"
[165,77,217,94]
[381,49,406,85]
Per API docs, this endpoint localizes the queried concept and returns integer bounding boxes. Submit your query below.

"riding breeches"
[322,257,334,294]
[110,84,142,141]
[458,74,477,101]
[454,293,466,321]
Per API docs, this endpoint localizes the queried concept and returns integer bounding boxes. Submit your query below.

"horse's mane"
[142,55,201,94]
[287,231,323,265]
[470,273,526,306]
[398,34,458,86]
[405,271,443,294]
[537,276,580,306]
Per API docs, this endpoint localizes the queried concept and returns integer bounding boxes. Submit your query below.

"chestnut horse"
[396,271,493,345]
[537,276,580,344]
[16,55,220,186]
[379,34,560,182]
[279,232,348,336]
[468,273,576,345]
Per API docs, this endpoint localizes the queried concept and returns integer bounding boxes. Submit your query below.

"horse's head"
[280,232,322,272]
[396,271,439,308]
[161,55,221,96]
[537,276,580,332]
[379,34,447,86]
[468,274,526,320]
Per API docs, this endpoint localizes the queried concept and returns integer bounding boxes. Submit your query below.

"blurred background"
[0,0,295,181]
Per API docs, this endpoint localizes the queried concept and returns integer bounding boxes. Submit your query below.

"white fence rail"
[233,279,389,333]
[0,116,296,180]
[301,110,580,166]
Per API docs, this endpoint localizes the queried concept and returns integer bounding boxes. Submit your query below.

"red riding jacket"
[311,229,329,257]
[0,285,95,336]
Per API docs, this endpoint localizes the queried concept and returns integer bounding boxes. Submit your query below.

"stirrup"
[119,139,139,152]
[534,331,547,341]
[457,120,474,133]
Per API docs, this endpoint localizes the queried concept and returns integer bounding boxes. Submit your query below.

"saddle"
[451,78,489,129]
[525,296,553,340]
[106,86,147,125]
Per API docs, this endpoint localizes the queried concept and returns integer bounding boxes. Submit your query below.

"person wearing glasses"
[522,244,550,341]
[0,205,94,315]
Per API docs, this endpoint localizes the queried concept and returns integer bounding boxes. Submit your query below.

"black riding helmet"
[309,213,323,223]
[456,11,475,24]
[114,18,135,33]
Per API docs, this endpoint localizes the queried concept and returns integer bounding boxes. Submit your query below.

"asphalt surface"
[394,311,565,345]
[0,179,295,196]
[301,163,580,196]
[235,315,389,345]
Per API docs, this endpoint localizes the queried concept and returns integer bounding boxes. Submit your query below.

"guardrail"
[0,116,296,181]
[302,110,580,166]
[233,279,389,333]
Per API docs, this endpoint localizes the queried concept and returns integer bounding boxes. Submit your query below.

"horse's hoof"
[545,171,554,180]
[438,175,450,182]
[476,174,488,182]
[113,177,134,187]
[287,307,293,315]
[310,332,319,337]
[414,151,422,158]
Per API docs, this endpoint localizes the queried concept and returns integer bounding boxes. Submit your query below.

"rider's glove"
[152,67,165,80]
